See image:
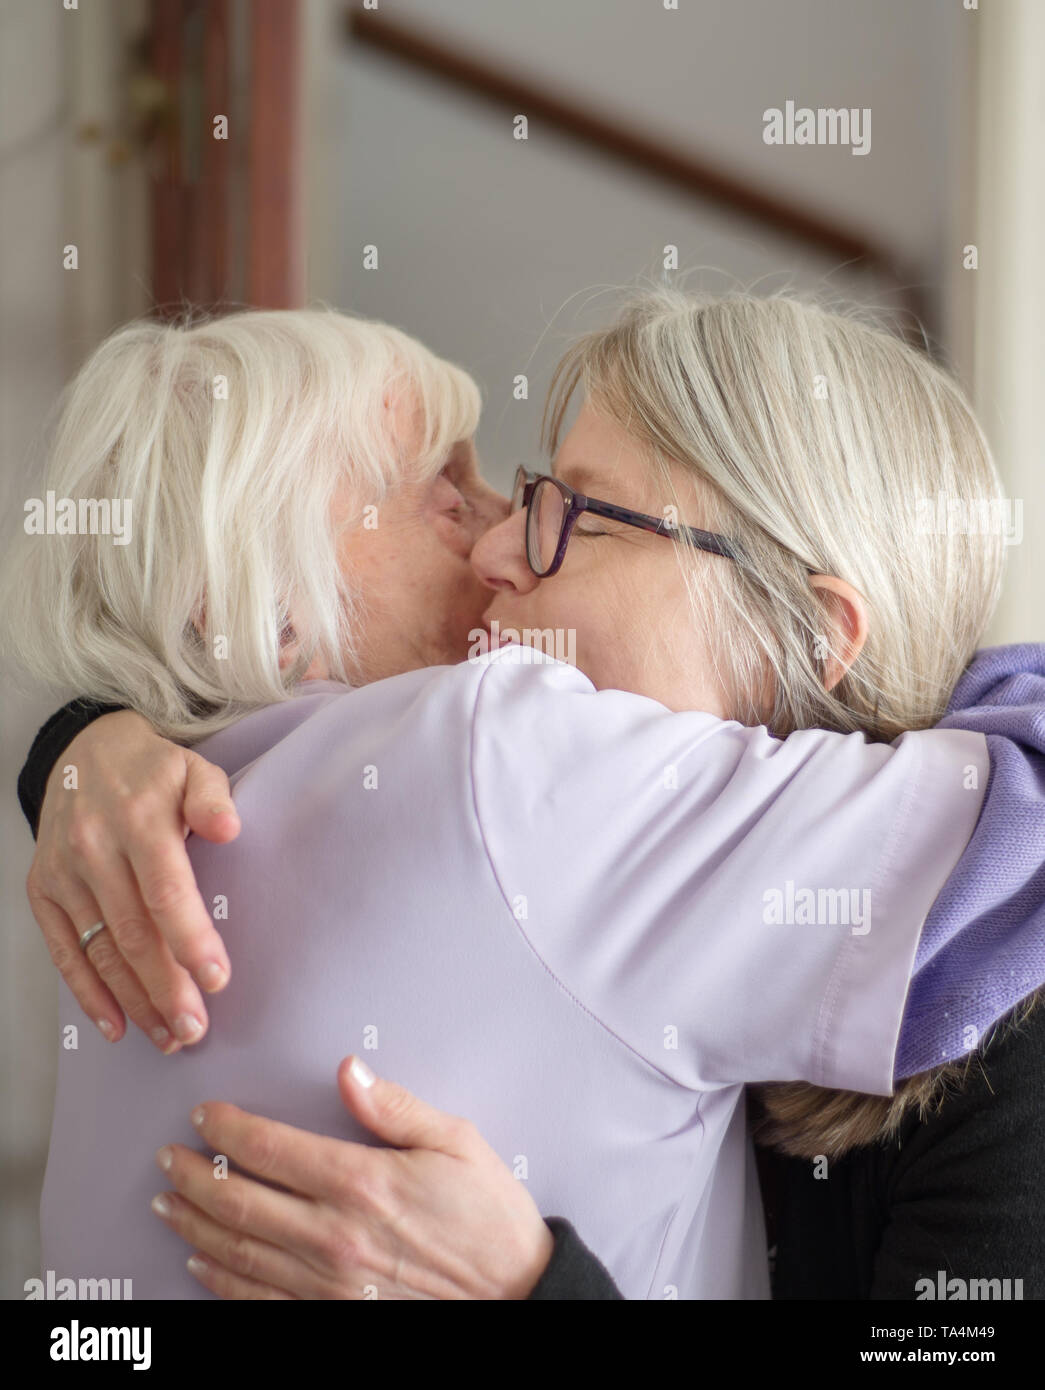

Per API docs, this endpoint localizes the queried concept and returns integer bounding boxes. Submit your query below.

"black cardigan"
[19,702,1045,1300]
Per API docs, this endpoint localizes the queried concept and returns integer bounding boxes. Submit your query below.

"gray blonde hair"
[3,307,480,738]
[544,288,1006,741]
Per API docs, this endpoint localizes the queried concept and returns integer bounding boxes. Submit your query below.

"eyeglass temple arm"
[582,497,740,560]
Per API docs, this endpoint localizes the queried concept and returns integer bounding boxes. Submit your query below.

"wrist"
[502,1217,555,1299]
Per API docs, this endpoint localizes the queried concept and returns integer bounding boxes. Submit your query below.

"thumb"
[181,750,242,842]
[338,1055,465,1153]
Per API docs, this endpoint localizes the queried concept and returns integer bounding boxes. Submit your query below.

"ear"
[277,620,331,681]
[277,620,297,672]
[807,574,869,692]
[189,596,207,644]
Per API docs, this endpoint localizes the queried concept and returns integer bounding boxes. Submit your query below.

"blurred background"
[2,0,1042,1297]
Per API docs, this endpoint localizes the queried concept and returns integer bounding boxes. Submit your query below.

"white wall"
[972,0,1045,644]
[333,0,971,488]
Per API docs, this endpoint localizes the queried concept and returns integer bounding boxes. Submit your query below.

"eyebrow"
[553,461,601,493]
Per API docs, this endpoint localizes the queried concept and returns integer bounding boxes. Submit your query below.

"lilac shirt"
[39,645,1034,1299]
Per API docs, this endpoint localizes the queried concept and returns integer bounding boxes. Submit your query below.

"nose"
[470,506,540,594]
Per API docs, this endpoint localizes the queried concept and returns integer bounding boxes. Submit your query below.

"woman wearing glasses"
[12,292,1044,1299]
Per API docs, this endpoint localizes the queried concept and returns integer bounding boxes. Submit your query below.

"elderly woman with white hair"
[8,293,1044,1300]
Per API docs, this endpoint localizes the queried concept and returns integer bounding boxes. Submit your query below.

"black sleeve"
[869,998,1045,1300]
[17,698,127,840]
[764,994,1045,1300]
[527,1218,624,1300]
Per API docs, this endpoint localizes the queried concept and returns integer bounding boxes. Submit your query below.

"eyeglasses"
[511,465,741,578]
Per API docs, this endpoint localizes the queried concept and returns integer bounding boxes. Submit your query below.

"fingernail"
[211,804,235,818]
[190,1106,206,1129]
[96,1019,116,1041]
[187,1254,208,1277]
[151,1194,172,1218]
[151,1026,172,1048]
[155,1146,173,1172]
[174,1014,203,1042]
[198,962,228,992]
[350,1056,375,1089]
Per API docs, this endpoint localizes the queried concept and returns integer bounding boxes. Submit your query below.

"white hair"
[544,288,1006,740]
[2,306,480,738]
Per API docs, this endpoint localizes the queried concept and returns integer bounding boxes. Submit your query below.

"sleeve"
[896,643,1045,1077]
[872,993,1045,1300]
[527,1219,624,1301]
[469,646,989,1097]
[17,698,127,839]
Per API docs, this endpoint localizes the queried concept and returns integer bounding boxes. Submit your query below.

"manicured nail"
[187,1255,208,1277]
[350,1056,375,1089]
[97,1019,117,1041]
[174,1014,203,1042]
[151,1194,172,1218]
[155,1146,173,1172]
[198,962,228,992]
[190,1106,206,1129]
[151,1026,172,1048]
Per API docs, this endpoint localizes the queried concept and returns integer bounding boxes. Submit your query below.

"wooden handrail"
[347,6,921,305]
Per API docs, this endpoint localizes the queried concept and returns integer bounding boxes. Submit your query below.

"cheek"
[428,511,473,560]
[536,576,635,684]
[444,567,488,628]
[570,555,672,684]
[422,554,490,653]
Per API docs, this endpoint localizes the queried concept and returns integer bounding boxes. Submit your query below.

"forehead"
[552,403,708,522]
[552,404,652,501]
[385,380,478,481]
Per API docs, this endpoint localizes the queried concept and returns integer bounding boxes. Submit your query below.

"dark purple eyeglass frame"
[512,465,742,578]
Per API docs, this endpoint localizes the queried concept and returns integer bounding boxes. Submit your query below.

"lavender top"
[39,644,1044,1299]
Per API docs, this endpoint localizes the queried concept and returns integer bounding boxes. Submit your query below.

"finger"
[124,819,231,997]
[338,1055,472,1155]
[88,853,210,1044]
[183,1249,298,1301]
[155,1144,331,1270]
[43,873,182,1053]
[188,1102,369,1201]
[186,1252,294,1300]
[76,916,183,1054]
[27,886,126,1043]
[150,1191,309,1299]
[181,750,242,844]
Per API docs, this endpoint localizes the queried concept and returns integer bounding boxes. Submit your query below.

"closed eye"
[435,470,469,508]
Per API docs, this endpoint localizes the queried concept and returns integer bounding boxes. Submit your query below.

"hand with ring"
[26,711,240,1053]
